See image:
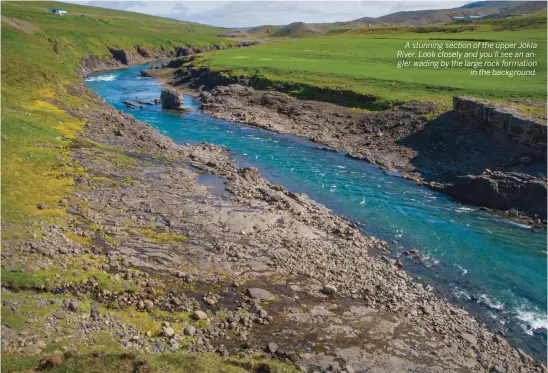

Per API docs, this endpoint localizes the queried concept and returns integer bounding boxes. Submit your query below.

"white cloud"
[70,1,473,27]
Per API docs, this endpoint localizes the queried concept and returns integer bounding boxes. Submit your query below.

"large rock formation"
[453,96,547,151]
[108,48,140,65]
[160,88,185,111]
[441,171,547,218]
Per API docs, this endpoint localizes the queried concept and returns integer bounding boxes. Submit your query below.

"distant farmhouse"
[50,8,68,16]
[452,15,485,21]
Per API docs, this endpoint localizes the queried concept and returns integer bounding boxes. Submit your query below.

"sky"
[69,1,473,28]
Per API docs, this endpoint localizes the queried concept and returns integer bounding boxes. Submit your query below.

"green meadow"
[194,17,547,106]
[0,1,233,236]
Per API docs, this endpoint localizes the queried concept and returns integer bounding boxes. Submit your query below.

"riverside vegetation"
[1,1,547,373]
[193,13,547,109]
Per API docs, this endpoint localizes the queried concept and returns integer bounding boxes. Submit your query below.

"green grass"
[1,1,233,239]
[194,16,547,106]
[2,351,300,373]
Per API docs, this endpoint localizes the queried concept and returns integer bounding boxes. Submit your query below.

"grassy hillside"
[0,0,232,236]
[193,16,547,107]
[226,1,546,38]
[377,0,545,25]
[1,3,300,372]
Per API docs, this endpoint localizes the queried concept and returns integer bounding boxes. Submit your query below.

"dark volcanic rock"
[441,171,547,217]
[109,48,139,65]
[160,88,185,111]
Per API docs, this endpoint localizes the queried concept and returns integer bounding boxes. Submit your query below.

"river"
[85,65,547,361]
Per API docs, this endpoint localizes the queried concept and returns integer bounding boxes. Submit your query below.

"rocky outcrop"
[167,75,547,221]
[108,47,141,65]
[79,54,124,75]
[174,41,260,57]
[81,42,261,77]
[440,171,547,217]
[454,96,547,151]
[160,88,185,111]
[140,69,152,77]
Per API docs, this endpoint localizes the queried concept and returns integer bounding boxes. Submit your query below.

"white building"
[50,8,68,16]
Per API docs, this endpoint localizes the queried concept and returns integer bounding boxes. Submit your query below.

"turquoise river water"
[86,65,547,361]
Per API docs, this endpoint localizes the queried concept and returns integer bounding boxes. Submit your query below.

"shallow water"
[86,65,547,361]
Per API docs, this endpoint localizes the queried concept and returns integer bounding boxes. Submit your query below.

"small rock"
[321,285,337,295]
[247,288,275,301]
[421,306,433,316]
[266,341,278,354]
[193,310,208,320]
[58,247,69,254]
[54,310,67,319]
[460,332,477,346]
[236,332,247,341]
[162,327,175,338]
[287,352,299,363]
[183,326,196,336]
[39,356,64,370]
[67,301,79,312]
[144,300,154,312]
[91,307,101,320]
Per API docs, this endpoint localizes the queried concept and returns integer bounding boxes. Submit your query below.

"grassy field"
[0,1,234,237]
[194,16,547,107]
[1,2,300,371]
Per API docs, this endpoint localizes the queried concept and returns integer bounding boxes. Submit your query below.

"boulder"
[246,288,275,301]
[140,69,153,77]
[193,310,208,320]
[175,46,195,57]
[321,284,337,295]
[160,88,185,111]
[199,91,212,102]
[162,326,175,338]
[183,326,196,336]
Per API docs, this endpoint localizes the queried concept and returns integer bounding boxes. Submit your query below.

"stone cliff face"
[441,171,547,217]
[79,54,125,75]
[80,42,260,76]
[453,96,547,151]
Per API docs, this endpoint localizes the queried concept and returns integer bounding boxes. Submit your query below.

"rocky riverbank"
[79,41,260,76]
[2,56,547,372]
[160,65,546,222]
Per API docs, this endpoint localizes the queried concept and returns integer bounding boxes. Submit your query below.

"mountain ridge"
[221,0,546,37]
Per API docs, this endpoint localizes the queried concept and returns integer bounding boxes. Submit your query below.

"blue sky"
[70,1,472,28]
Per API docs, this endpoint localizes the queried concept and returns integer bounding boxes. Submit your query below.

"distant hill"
[271,22,327,37]
[377,1,545,25]
[219,29,249,38]
[222,0,545,37]
[459,1,523,9]
[502,1,547,15]
[245,25,283,35]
